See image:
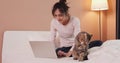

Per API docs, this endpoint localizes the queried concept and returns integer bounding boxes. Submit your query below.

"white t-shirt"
[50,16,81,51]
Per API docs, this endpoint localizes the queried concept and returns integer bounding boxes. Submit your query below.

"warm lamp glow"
[91,0,108,10]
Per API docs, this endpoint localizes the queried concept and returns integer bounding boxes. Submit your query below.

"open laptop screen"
[29,41,57,59]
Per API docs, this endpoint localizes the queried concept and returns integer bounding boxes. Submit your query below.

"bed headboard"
[2,31,52,63]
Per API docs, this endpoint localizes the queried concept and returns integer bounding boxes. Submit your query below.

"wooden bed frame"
[116,0,120,39]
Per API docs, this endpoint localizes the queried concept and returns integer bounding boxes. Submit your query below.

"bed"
[2,31,120,63]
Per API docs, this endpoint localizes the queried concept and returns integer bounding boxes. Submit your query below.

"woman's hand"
[57,50,66,57]
[57,50,73,57]
[65,51,72,57]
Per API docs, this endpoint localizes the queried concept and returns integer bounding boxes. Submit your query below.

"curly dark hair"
[52,0,70,16]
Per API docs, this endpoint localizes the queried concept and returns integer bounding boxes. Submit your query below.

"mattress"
[2,31,120,63]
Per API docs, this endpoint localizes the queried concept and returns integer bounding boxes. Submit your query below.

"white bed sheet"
[88,40,120,63]
[2,31,120,63]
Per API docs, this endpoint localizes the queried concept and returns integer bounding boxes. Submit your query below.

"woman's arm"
[50,20,57,43]
[73,17,81,36]
[66,17,81,57]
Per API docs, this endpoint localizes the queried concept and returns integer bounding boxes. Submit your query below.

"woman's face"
[53,9,68,25]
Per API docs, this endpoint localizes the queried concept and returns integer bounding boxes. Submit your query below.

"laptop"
[29,41,57,59]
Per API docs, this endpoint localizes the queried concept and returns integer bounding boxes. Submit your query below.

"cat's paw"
[73,58,78,60]
[78,59,84,61]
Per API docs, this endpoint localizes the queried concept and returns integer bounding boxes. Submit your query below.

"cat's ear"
[87,34,93,41]
[90,34,93,37]
[75,33,80,44]
[75,35,79,42]
[75,32,80,41]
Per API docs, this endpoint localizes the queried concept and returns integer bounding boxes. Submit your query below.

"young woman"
[50,0,81,57]
[50,0,103,58]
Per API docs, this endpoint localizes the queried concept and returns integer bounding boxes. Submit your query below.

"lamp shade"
[91,0,108,11]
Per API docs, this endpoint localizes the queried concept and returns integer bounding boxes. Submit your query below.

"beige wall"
[107,0,116,40]
[0,0,116,63]
[69,0,100,40]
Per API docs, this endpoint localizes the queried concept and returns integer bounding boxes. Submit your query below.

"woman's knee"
[89,40,103,48]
